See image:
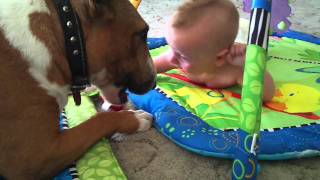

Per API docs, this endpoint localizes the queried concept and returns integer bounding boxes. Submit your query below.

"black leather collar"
[54,0,90,105]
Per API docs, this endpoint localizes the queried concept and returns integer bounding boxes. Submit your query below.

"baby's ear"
[215,49,229,66]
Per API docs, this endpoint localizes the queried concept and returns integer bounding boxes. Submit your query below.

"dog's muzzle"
[127,77,156,94]
[116,74,156,94]
[113,74,156,104]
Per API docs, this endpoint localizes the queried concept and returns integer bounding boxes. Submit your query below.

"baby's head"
[166,0,239,74]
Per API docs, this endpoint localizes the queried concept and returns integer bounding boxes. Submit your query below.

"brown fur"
[0,0,155,179]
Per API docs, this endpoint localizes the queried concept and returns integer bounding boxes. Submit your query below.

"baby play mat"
[55,96,126,180]
[129,32,320,160]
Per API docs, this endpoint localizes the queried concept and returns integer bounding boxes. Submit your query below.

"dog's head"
[73,0,155,104]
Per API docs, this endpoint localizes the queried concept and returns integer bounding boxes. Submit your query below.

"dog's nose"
[128,77,156,94]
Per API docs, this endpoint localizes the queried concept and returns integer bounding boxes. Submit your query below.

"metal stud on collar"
[70,36,77,42]
[73,50,80,55]
[66,21,73,28]
[63,5,70,12]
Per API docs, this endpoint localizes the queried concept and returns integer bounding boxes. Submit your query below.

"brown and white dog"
[0,0,156,179]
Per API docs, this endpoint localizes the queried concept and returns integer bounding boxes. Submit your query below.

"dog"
[0,0,156,179]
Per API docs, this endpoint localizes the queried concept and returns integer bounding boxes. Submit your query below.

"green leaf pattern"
[65,96,127,180]
[77,141,126,180]
[240,45,266,133]
[298,49,320,61]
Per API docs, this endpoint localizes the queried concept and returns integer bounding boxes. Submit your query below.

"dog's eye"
[139,26,149,42]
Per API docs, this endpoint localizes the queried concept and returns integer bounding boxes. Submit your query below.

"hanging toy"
[243,0,292,33]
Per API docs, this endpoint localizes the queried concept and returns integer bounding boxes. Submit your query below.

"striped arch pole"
[232,0,272,180]
[129,0,142,9]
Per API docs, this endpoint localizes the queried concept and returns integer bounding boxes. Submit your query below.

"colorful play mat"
[55,31,320,179]
[129,31,320,160]
[55,96,127,180]
[50,0,319,178]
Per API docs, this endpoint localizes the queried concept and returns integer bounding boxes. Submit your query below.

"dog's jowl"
[0,0,155,179]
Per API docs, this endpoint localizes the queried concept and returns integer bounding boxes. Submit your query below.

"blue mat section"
[147,37,167,49]
[272,29,320,45]
[54,114,74,180]
[232,130,259,180]
[54,169,73,180]
[129,89,320,160]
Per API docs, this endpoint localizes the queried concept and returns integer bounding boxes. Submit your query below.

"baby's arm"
[229,43,275,101]
[154,49,178,73]
[236,71,275,102]
[262,72,275,102]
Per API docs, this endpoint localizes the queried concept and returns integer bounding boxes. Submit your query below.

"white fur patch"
[101,101,112,111]
[0,0,69,109]
[111,133,127,142]
[111,110,153,141]
[134,110,153,131]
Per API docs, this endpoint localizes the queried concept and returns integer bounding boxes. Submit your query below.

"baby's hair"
[173,0,238,27]
[173,0,215,28]
[172,0,239,50]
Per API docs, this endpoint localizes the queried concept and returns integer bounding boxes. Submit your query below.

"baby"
[154,0,275,101]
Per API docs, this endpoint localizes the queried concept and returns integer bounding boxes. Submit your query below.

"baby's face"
[165,22,219,75]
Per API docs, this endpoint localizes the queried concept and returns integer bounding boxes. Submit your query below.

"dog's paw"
[133,110,153,132]
[111,133,127,142]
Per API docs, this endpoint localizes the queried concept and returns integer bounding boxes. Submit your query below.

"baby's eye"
[180,56,188,61]
[181,55,191,61]
[174,52,181,58]
[173,51,190,62]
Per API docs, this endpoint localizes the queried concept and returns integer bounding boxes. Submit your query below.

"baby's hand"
[226,43,246,66]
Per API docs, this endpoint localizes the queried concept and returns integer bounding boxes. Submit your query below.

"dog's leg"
[42,111,152,177]
[100,100,152,141]
[111,109,153,141]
